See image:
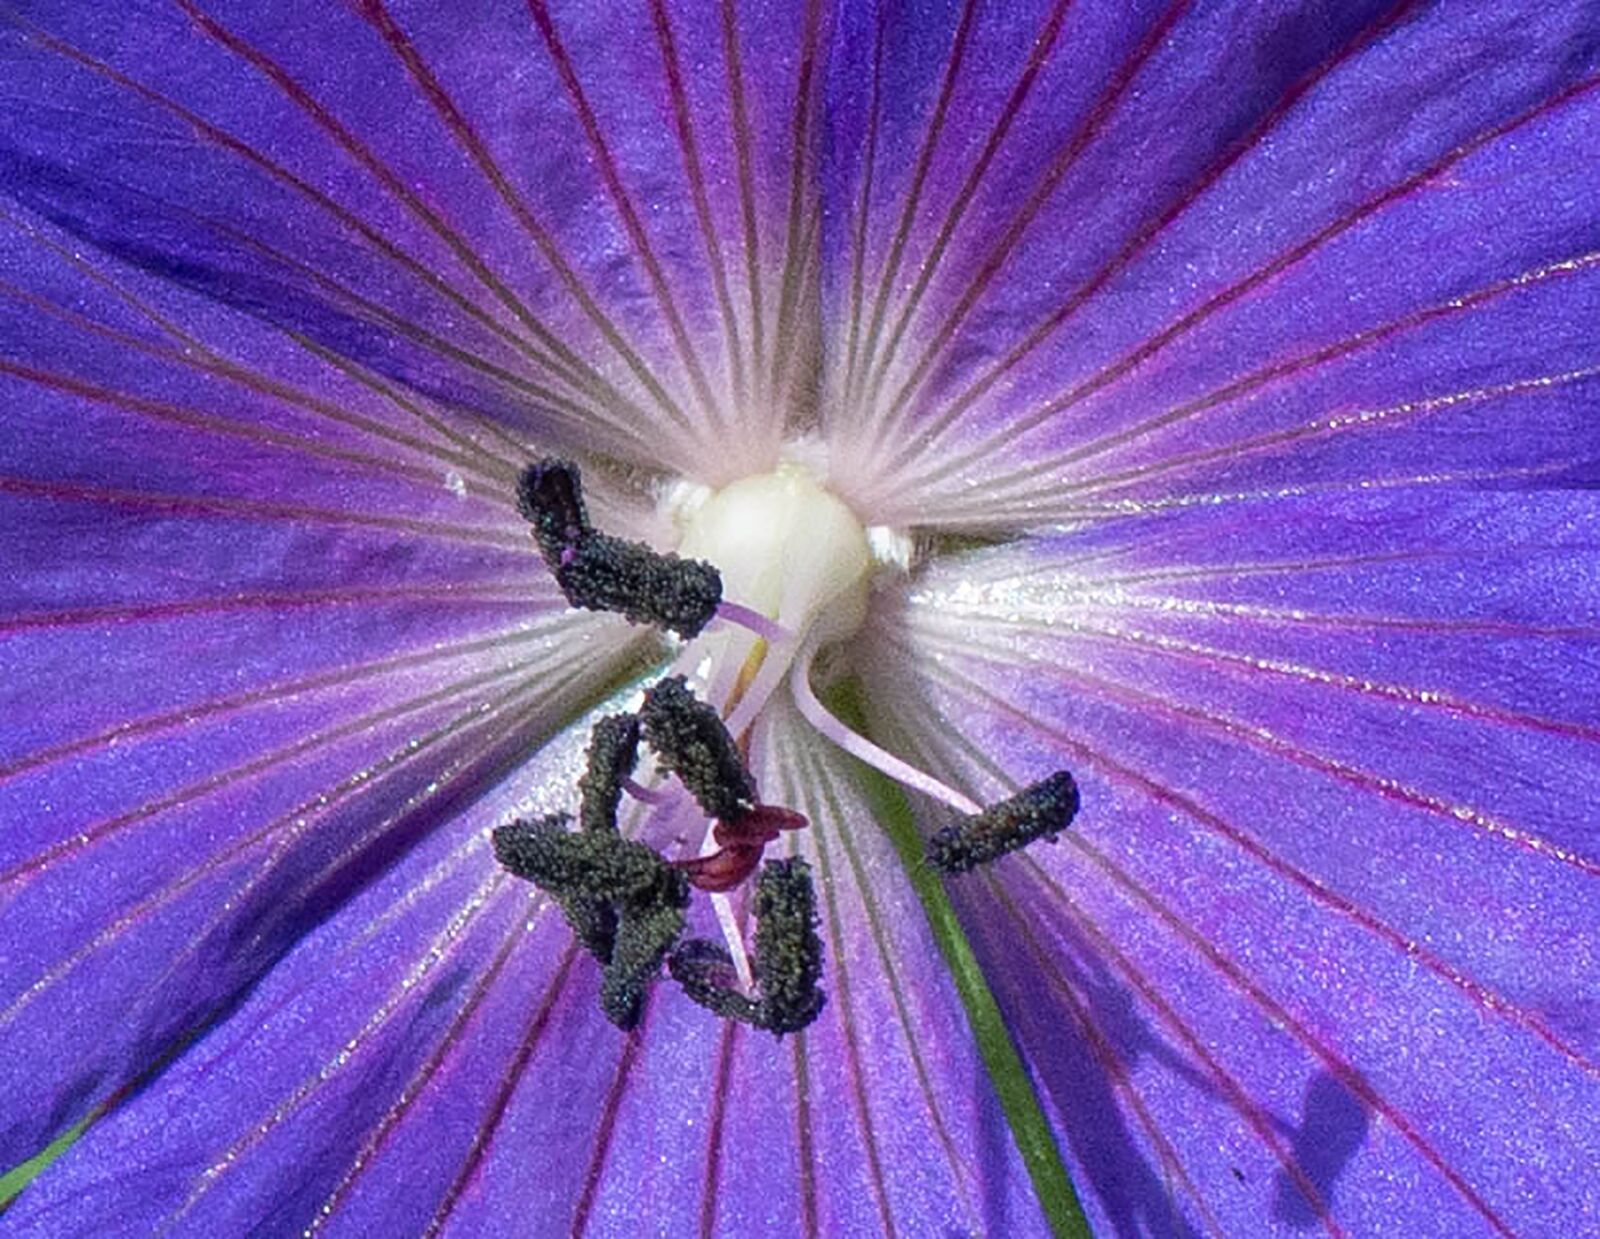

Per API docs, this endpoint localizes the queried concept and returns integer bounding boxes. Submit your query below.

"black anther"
[925,771,1080,874]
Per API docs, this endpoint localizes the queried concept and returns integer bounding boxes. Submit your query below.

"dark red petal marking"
[525,0,725,428]
[648,0,747,409]
[0,473,525,548]
[310,933,571,1231]
[991,877,1350,1238]
[0,652,550,890]
[854,0,1076,417]
[765,0,825,403]
[421,947,583,1237]
[848,0,979,408]
[873,0,1196,428]
[719,0,765,385]
[353,0,695,435]
[904,60,1600,484]
[979,251,1600,499]
[697,1021,741,1239]
[569,1028,649,1237]
[924,651,1600,1077]
[1042,838,1518,1238]
[0,625,554,786]
[168,0,634,415]
[0,268,514,485]
[840,13,887,404]
[0,356,466,492]
[4,14,613,414]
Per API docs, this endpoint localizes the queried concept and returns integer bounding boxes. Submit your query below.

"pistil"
[499,457,1082,1034]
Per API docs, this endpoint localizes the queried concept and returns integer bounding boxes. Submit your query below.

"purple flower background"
[1,0,1598,1235]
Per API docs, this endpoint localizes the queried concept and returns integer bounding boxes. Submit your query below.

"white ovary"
[676,461,873,643]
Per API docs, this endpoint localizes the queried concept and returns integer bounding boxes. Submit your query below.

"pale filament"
[788,642,983,817]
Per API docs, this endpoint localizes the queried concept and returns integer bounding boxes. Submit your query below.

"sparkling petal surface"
[822,0,1600,525]
[1,0,1596,1234]
[855,487,1600,1235]
[0,195,656,1171]
[0,0,828,475]
[4,701,1051,1236]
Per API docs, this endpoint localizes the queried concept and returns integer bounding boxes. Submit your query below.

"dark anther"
[925,771,1081,874]
[639,675,757,822]
[516,457,589,563]
[578,713,641,835]
[492,814,678,905]
[746,857,827,1034]
[669,857,826,1036]
[667,939,759,1022]
[638,676,808,891]
[598,896,687,1030]
[517,458,722,638]
[558,533,724,639]
[492,815,689,1029]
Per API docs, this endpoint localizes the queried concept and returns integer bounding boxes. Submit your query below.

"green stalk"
[825,678,1093,1239]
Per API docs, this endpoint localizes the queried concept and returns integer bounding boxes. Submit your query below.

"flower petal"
[0,202,657,1172]
[6,697,1057,1235]
[820,0,1600,524]
[424,698,1058,1236]
[854,486,1600,1234]
[0,0,841,473]
[0,719,590,1235]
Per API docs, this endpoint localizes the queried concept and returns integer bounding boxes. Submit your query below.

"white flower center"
[675,462,874,644]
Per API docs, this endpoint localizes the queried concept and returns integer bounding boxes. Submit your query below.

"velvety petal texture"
[0,194,656,1172]
[821,0,1600,525]
[6,698,1050,1236]
[2,0,1597,1236]
[855,488,1600,1235]
[0,0,829,477]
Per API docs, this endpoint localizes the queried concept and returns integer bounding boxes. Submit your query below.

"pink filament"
[715,600,790,644]
[623,778,673,805]
[789,649,982,816]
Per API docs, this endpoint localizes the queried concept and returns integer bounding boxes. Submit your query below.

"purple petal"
[0,0,833,474]
[5,700,1054,1236]
[820,1,1600,523]
[0,726,582,1236]
[856,486,1600,1234]
[420,701,1054,1235]
[0,200,662,1170]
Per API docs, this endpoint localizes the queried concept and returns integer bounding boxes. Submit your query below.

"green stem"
[824,678,1094,1239]
[0,1120,85,1209]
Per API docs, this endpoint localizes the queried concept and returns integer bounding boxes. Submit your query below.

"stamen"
[695,825,756,992]
[720,637,799,742]
[490,815,682,911]
[673,804,808,893]
[622,777,673,806]
[599,896,689,1030]
[558,533,723,639]
[577,713,641,835]
[789,648,1080,873]
[515,457,587,559]
[640,674,808,894]
[789,647,983,816]
[501,455,1079,1036]
[925,772,1081,874]
[669,857,826,1036]
[640,675,758,822]
[714,599,790,643]
[518,459,722,638]
[491,814,689,1029]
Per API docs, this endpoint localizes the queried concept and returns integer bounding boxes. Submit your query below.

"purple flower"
[2,1,1597,1234]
